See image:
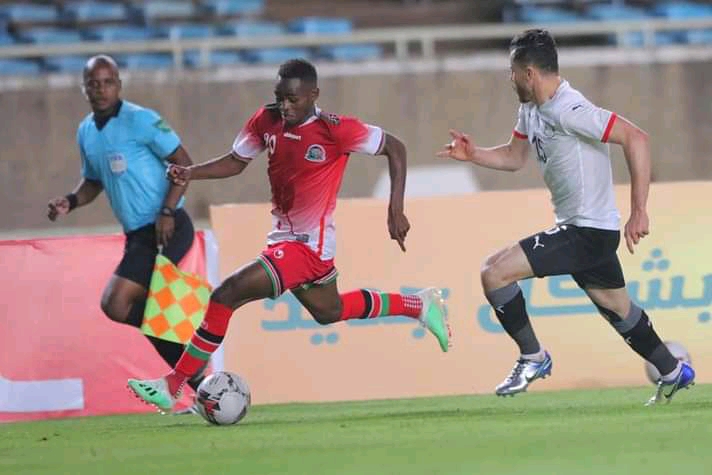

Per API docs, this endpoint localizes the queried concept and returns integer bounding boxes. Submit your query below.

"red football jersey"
[232,106,385,260]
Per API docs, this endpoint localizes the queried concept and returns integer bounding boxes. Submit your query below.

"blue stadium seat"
[220,20,285,36]
[287,17,381,63]
[518,6,582,23]
[0,58,41,75]
[135,1,196,23]
[243,47,311,64]
[684,29,712,44]
[201,0,264,17]
[117,53,175,70]
[651,1,712,18]
[651,2,712,45]
[319,44,382,62]
[17,28,83,44]
[586,4,651,21]
[63,1,128,22]
[586,5,675,47]
[0,33,14,46]
[157,23,215,39]
[0,4,59,23]
[219,21,301,64]
[84,25,157,42]
[184,50,244,68]
[43,55,90,73]
[288,17,352,35]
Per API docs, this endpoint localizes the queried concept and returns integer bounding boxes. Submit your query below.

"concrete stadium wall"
[2,60,712,231]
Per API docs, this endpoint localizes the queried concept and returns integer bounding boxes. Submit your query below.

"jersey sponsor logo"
[153,118,173,133]
[107,153,127,175]
[533,235,545,250]
[305,144,326,162]
[283,132,301,140]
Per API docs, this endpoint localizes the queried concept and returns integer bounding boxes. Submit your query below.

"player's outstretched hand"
[166,164,191,186]
[624,209,649,254]
[47,196,70,221]
[388,208,410,252]
[436,129,475,162]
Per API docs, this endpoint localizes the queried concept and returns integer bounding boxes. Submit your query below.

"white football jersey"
[513,80,620,230]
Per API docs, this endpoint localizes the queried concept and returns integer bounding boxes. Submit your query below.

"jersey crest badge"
[305,144,326,162]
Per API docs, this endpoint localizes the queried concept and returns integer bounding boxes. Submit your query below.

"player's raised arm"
[603,115,651,254]
[378,132,410,252]
[437,129,530,172]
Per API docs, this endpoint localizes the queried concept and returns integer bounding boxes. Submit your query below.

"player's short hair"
[510,29,559,74]
[278,58,318,86]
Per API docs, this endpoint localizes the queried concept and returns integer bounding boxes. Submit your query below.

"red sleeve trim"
[512,129,527,140]
[601,113,617,143]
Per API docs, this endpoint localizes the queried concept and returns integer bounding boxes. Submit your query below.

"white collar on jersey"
[539,80,569,112]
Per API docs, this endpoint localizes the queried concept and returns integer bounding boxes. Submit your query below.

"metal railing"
[1,17,711,67]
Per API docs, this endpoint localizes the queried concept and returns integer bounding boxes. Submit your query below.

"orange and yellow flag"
[141,254,212,344]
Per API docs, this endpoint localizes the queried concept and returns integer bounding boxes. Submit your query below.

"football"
[644,341,691,384]
[194,371,251,426]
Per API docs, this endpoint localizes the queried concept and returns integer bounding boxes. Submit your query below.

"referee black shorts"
[519,224,625,290]
[115,208,195,289]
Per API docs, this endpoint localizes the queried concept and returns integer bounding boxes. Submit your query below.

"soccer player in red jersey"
[128,59,451,412]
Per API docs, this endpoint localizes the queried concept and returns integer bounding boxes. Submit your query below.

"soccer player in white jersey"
[437,29,694,405]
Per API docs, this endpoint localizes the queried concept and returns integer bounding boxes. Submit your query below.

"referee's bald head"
[83,54,119,80]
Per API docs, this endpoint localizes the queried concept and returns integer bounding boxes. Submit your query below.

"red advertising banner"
[0,232,207,423]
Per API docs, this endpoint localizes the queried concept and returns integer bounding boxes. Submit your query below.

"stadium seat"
[200,0,264,17]
[517,6,582,23]
[220,20,285,37]
[287,17,352,35]
[184,50,244,68]
[17,28,83,44]
[0,58,41,75]
[63,1,129,22]
[157,23,215,39]
[0,4,59,23]
[117,53,175,70]
[684,29,712,45]
[134,1,196,23]
[84,25,157,42]
[287,17,381,62]
[585,5,676,47]
[219,21,304,64]
[0,33,14,46]
[319,44,383,62]
[651,1,712,18]
[43,55,90,73]
[243,47,311,64]
[651,1,712,45]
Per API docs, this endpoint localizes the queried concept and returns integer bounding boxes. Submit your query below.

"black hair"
[510,29,559,74]
[278,58,318,85]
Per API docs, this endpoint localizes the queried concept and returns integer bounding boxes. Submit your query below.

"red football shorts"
[256,241,337,297]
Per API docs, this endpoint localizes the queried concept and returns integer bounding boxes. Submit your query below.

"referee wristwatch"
[159,206,176,217]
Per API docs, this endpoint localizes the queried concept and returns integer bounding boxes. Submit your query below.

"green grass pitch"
[1,385,709,475]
